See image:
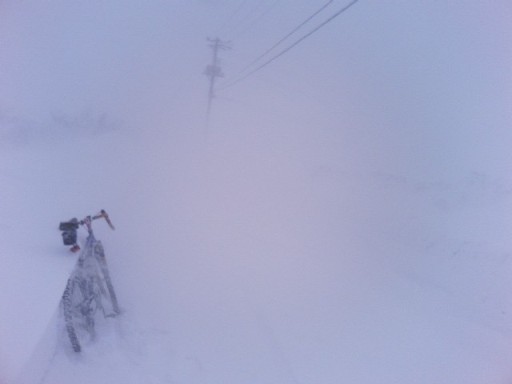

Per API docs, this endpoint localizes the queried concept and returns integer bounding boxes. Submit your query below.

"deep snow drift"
[2,120,512,384]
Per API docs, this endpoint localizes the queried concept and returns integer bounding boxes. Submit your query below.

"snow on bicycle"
[58,210,120,352]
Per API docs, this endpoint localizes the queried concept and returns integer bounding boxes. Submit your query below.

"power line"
[241,0,337,73]
[219,0,359,91]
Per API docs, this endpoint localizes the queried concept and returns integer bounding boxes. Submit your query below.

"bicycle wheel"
[62,277,82,352]
[61,274,103,351]
[61,235,120,352]
[93,240,120,315]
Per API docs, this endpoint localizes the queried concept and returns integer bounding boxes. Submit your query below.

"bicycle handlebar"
[78,210,115,231]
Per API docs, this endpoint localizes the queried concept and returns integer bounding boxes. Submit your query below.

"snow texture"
[1,1,512,383]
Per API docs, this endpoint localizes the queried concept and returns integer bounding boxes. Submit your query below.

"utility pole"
[204,37,231,123]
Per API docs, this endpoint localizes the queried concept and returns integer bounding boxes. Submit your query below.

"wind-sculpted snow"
[1,126,512,384]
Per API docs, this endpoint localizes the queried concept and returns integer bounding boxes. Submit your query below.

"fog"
[1,1,512,383]
[2,1,511,178]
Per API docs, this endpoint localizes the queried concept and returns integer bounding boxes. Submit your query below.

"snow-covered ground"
[1,1,512,383]
[2,121,512,384]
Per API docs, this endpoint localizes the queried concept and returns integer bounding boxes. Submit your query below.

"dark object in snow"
[70,244,80,253]
[59,210,115,251]
[59,218,79,246]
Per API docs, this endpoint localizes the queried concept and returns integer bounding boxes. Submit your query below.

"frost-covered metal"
[60,213,119,352]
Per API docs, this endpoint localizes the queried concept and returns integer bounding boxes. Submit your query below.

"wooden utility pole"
[204,37,230,122]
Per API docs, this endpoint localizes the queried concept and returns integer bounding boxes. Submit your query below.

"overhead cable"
[241,0,337,73]
[219,0,359,90]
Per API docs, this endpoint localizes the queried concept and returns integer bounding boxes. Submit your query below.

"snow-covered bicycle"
[59,210,120,352]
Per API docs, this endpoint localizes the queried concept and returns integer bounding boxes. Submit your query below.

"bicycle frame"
[60,210,119,352]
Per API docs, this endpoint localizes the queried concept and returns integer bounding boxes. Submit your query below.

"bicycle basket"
[60,218,79,245]
[59,219,79,231]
